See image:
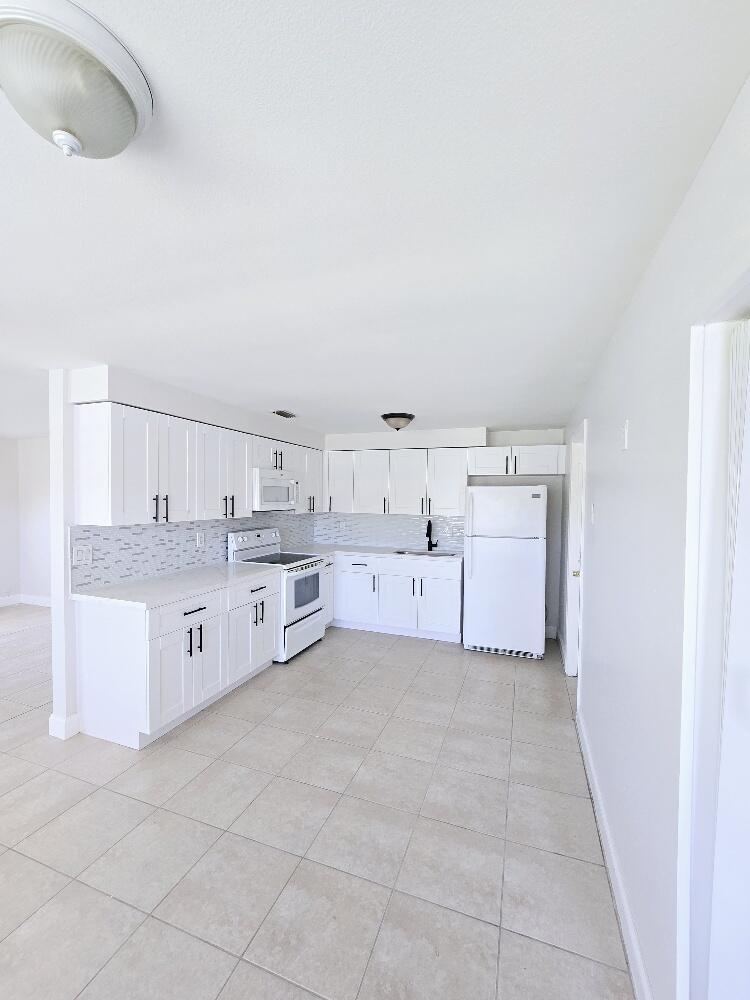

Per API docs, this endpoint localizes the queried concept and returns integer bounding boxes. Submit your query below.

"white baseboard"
[48,713,80,740]
[577,713,651,1000]
[0,594,51,608]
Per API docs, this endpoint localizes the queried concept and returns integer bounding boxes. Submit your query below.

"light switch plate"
[72,543,92,567]
[196,531,205,551]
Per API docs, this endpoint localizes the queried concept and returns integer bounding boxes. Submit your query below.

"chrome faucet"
[426,519,438,551]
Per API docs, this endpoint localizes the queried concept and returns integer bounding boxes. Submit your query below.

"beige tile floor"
[0,604,634,999]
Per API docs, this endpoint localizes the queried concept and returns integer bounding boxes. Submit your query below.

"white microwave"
[252,467,297,511]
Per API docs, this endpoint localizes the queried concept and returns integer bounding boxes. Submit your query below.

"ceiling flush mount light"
[0,0,152,158]
[381,413,415,431]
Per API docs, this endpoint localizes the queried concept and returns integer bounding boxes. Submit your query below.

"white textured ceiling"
[2,1,749,433]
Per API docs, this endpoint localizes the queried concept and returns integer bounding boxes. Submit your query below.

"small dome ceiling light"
[0,0,152,159]
[381,413,415,431]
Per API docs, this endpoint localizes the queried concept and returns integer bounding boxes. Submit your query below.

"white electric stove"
[228,529,325,661]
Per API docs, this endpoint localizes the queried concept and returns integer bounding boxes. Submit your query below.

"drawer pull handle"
[183,606,207,617]
[250,585,267,593]
[351,562,367,566]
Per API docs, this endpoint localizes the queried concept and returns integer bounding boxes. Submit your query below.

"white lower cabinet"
[378,574,418,630]
[333,553,462,641]
[227,591,279,686]
[192,614,223,704]
[148,628,193,732]
[322,564,334,625]
[334,568,379,625]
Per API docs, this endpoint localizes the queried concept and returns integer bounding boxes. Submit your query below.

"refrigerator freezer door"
[466,485,547,539]
[463,536,546,657]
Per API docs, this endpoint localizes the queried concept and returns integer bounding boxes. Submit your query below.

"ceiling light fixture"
[381,413,415,431]
[0,0,152,158]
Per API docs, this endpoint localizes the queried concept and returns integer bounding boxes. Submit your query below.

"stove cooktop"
[241,552,316,566]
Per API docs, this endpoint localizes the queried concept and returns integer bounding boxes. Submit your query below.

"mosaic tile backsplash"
[70,512,465,590]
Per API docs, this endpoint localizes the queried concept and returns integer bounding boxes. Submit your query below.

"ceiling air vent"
[272,410,296,419]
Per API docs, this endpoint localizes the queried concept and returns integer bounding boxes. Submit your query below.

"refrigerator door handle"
[466,537,472,579]
[467,492,474,537]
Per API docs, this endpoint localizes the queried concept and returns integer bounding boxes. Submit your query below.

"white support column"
[48,369,79,739]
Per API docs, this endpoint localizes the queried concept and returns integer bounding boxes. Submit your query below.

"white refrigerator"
[463,485,547,658]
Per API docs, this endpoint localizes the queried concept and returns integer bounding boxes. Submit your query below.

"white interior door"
[111,404,160,525]
[427,448,467,516]
[159,415,196,523]
[353,450,390,514]
[327,451,354,513]
[389,449,427,515]
[564,438,586,677]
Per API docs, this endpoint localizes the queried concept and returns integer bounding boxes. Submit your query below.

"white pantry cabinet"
[389,449,428,515]
[327,450,355,513]
[467,444,565,476]
[427,448,467,517]
[74,403,196,526]
[353,450,390,514]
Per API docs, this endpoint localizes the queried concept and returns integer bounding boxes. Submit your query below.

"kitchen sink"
[392,549,458,557]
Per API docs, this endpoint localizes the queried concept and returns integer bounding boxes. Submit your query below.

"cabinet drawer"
[227,573,280,611]
[334,553,378,573]
[377,555,463,580]
[148,591,222,639]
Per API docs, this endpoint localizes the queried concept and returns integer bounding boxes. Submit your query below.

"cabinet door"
[232,433,254,518]
[193,615,223,704]
[111,404,160,525]
[378,574,418,629]
[427,448,467,517]
[327,451,354,513]
[389,449,427,515]
[159,416,197,522]
[307,450,324,513]
[353,450,390,514]
[417,577,461,636]
[511,444,564,476]
[253,437,283,470]
[334,569,378,624]
[467,446,511,476]
[227,605,253,685]
[197,424,225,520]
[252,593,278,669]
[147,628,193,732]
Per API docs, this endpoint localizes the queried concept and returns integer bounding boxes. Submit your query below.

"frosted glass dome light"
[0,1,152,159]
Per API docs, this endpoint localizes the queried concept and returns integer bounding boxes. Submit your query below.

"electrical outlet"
[338,520,345,531]
[72,543,92,567]
[195,531,205,551]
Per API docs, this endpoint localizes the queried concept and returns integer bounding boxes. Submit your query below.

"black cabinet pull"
[372,574,376,592]
[250,585,267,593]
[163,495,169,522]
[514,455,517,474]
[230,495,235,517]
[329,496,332,512]
[222,496,228,517]
[183,606,207,617]
[352,562,367,566]
[260,600,265,623]
[420,578,423,597]
[253,603,258,626]
[428,498,432,514]
[279,451,283,470]
[505,454,509,475]
[197,623,203,652]
[312,496,315,512]
[152,494,159,522]
[187,627,193,657]
[421,497,424,514]
[273,450,277,469]
[383,497,386,513]
[412,578,415,596]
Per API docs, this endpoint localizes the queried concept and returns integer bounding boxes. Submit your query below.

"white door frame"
[563,418,587,679]
[676,322,749,999]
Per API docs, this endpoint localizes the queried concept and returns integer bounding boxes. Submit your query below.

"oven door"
[252,468,298,511]
[284,564,324,625]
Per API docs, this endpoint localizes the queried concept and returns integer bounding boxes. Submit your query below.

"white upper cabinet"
[389,449,427,515]
[112,405,160,525]
[231,432,254,518]
[197,424,236,520]
[467,446,511,476]
[427,448,467,517]
[512,444,566,475]
[326,451,354,513]
[353,450,390,514]
[159,416,197,523]
[467,444,565,476]
[297,448,324,513]
[253,436,287,471]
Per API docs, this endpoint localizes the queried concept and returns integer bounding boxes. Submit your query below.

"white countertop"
[72,561,280,609]
[285,543,463,559]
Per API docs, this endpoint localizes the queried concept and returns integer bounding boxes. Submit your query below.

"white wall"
[0,438,19,600]
[563,77,750,1000]
[17,437,50,601]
